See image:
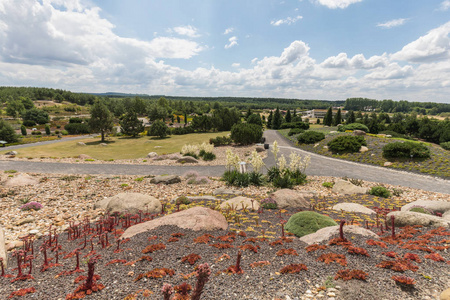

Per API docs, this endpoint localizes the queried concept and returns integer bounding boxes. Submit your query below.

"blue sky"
[0,0,449,103]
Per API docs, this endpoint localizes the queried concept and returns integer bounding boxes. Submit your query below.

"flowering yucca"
[248,150,265,173]
[271,140,279,161]
[20,201,43,211]
[277,155,287,175]
[181,144,199,155]
[198,142,214,153]
[225,149,240,171]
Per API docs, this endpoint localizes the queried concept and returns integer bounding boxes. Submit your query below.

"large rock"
[94,197,112,210]
[387,211,450,228]
[121,207,227,239]
[300,225,379,245]
[269,189,312,209]
[359,146,369,153]
[5,151,17,155]
[4,174,39,187]
[333,203,375,215]
[176,156,199,164]
[332,180,368,195]
[441,288,450,300]
[150,175,181,185]
[0,226,6,269]
[213,188,243,196]
[401,200,450,214]
[220,196,260,211]
[105,193,161,215]
[147,152,158,158]
[353,130,366,136]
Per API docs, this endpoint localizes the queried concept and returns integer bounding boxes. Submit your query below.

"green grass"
[1,132,230,160]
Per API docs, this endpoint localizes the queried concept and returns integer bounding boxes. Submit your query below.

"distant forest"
[0,86,449,114]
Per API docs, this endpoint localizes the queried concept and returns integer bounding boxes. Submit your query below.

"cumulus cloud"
[440,0,450,11]
[377,18,408,29]
[231,63,240,68]
[172,25,200,38]
[225,36,238,49]
[223,27,234,35]
[391,21,450,63]
[314,0,363,9]
[270,15,303,26]
[321,53,388,69]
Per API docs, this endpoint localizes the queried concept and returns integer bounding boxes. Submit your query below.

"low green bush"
[322,181,334,188]
[382,142,431,159]
[61,130,69,135]
[260,198,277,209]
[297,131,325,144]
[369,186,391,198]
[440,141,450,151]
[222,170,250,187]
[209,136,233,146]
[288,128,304,136]
[327,135,366,153]
[338,123,369,132]
[202,152,216,161]
[285,211,337,237]
[280,121,310,130]
[231,123,263,145]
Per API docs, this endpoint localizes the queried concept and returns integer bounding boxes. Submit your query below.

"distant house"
[308,109,347,119]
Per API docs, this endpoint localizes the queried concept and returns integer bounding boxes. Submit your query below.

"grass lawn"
[2,132,230,160]
[281,129,450,179]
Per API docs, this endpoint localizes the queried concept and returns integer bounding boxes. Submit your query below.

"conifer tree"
[267,111,273,128]
[346,110,355,124]
[323,107,333,126]
[332,108,342,126]
[272,107,282,129]
[120,109,144,137]
[285,109,291,123]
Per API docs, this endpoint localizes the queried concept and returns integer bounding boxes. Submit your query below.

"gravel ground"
[1,181,449,300]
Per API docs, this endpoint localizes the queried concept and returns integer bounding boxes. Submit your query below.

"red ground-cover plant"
[217,233,235,242]
[403,253,421,263]
[269,240,284,246]
[66,255,104,300]
[305,244,328,253]
[215,254,231,263]
[141,243,166,254]
[392,275,416,287]
[239,244,260,253]
[366,239,387,248]
[181,254,201,265]
[238,231,247,237]
[382,251,398,258]
[7,287,36,299]
[224,251,243,274]
[134,268,175,282]
[243,237,260,244]
[105,259,127,266]
[193,234,214,244]
[376,259,419,272]
[276,248,298,256]
[168,237,179,243]
[210,243,234,249]
[250,261,270,268]
[328,238,352,247]
[173,282,192,300]
[317,253,347,267]
[279,263,308,274]
[425,253,445,262]
[347,246,369,256]
[171,233,185,238]
[335,269,368,281]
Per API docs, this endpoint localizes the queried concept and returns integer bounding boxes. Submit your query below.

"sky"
[0,0,449,103]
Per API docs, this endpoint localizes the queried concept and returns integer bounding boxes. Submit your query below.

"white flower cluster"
[277,154,287,175]
[248,150,265,173]
[271,140,279,161]
[181,144,198,155]
[289,152,310,173]
[226,149,240,170]
[198,142,214,153]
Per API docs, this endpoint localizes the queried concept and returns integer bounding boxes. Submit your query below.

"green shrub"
[202,152,216,161]
[338,123,369,132]
[288,128,304,136]
[61,130,69,135]
[280,121,310,130]
[409,207,432,215]
[327,135,366,153]
[22,120,36,127]
[64,123,90,134]
[322,181,334,188]
[248,171,264,186]
[378,130,412,140]
[382,142,430,159]
[175,196,191,205]
[0,120,19,143]
[183,152,198,159]
[222,170,250,187]
[45,125,51,135]
[285,211,337,237]
[230,123,263,145]
[31,130,42,135]
[21,125,27,136]
[369,186,391,198]
[209,136,233,146]
[440,142,450,151]
[171,126,195,135]
[297,131,325,144]
[260,198,277,209]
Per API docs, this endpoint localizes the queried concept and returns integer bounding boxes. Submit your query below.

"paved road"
[0,130,448,194]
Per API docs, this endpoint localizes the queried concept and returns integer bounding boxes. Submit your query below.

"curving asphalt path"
[0,130,448,194]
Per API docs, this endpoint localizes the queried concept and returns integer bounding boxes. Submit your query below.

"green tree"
[267,111,273,128]
[6,99,25,118]
[293,109,297,117]
[245,108,252,120]
[332,108,342,126]
[0,120,18,143]
[323,107,333,126]
[272,107,282,129]
[148,120,169,138]
[177,115,181,123]
[21,125,27,136]
[147,104,167,122]
[89,100,114,142]
[345,110,355,124]
[285,109,292,123]
[45,125,51,135]
[120,109,144,137]
[247,113,262,126]
[22,108,49,124]
[230,123,263,145]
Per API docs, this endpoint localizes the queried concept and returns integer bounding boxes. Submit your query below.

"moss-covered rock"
[285,211,337,238]
[409,207,432,215]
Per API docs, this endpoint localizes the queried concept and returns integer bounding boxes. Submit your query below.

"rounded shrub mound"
[338,123,369,133]
[288,128,304,136]
[284,211,337,238]
[327,135,366,154]
[297,131,325,144]
[230,123,263,145]
[440,141,450,151]
[369,186,391,198]
[382,142,430,159]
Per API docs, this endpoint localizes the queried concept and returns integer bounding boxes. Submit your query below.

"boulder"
[4,174,39,187]
[94,197,112,210]
[213,188,243,196]
[359,146,369,153]
[443,211,450,221]
[16,217,35,226]
[105,193,161,215]
[384,162,392,167]
[220,196,259,211]
[121,207,227,239]
[332,180,368,195]
[6,240,24,251]
[333,203,375,215]
[300,225,379,245]
[255,146,265,153]
[269,189,312,209]
[5,151,17,155]
[76,142,86,146]
[353,130,366,136]
[387,211,450,228]
[441,288,450,300]
[169,154,182,160]
[150,175,181,185]
[401,200,450,214]
[0,226,6,268]
[78,154,92,159]
[176,156,199,164]
[147,152,158,158]
[100,143,108,147]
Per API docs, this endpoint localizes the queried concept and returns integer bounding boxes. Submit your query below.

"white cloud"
[224,36,238,49]
[391,21,450,63]
[231,63,240,68]
[314,0,363,9]
[377,18,408,29]
[440,0,450,11]
[251,58,258,64]
[223,27,234,35]
[172,25,200,38]
[148,37,204,59]
[321,53,388,69]
[271,15,303,26]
